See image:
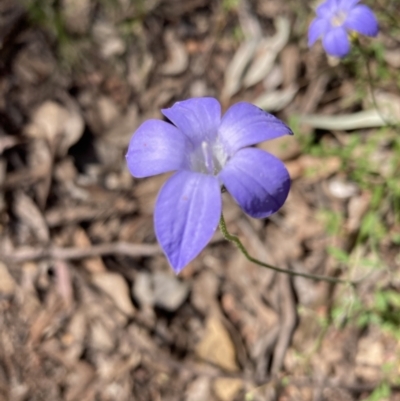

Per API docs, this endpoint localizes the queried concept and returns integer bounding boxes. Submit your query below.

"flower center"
[190,140,228,175]
[331,10,347,27]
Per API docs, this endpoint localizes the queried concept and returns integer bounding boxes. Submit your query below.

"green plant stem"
[218,214,356,287]
[354,41,398,129]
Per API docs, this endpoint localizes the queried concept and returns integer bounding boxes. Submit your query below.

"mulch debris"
[0,0,399,400]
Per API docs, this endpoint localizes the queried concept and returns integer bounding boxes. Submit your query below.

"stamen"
[201,141,214,174]
[331,11,347,27]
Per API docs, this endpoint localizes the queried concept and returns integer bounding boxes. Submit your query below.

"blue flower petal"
[322,26,350,57]
[308,18,331,47]
[162,97,221,147]
[316,0,338,18]
[154,171,221,273]
[345,5,379,37]
[126,120,190,178]
[338,0,360,11]
[219,148,290,219]
[218,102,292,157]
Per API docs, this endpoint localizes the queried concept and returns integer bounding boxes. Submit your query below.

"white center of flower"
[190,140,228,175]
[331,10,347,27]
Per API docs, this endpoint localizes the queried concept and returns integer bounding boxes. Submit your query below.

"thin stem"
[354,41,398,129]
[218,214,356,287]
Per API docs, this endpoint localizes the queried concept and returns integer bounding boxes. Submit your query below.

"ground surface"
[0,0,400,400]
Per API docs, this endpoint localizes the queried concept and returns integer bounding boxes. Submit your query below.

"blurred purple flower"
[126,98,292,273]
[308,0,378,57]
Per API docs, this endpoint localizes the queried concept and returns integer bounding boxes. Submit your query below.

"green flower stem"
[353,40,398,129]
[218,214,356,287]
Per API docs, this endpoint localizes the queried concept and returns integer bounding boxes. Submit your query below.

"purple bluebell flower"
[308,0,378,58]
[126,98,292,273]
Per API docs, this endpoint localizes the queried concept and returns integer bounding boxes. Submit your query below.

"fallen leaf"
[92,272,135,317]
[213,378,243,401]
[243,17,290,88]
[355,334,384,382]
[0,262,16,296]
[196,315,239,372]
[254,84,298,112]
[92,21,126,58]
[185,377,212,401]
[90,319,115,351]
[221,38,259,101]
[13,191,49,243]
[161,29,189,75]
[25,100,84,156]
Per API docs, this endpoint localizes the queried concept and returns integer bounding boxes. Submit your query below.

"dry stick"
[271,273,297,374]
[1,242,161,263]
[1,234,227,264]
[218,214,356,287]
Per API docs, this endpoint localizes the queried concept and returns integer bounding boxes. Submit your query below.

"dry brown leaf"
[221,39,259,101]
[212,378,243,401]
[355,335,384,382]
[65,361,96,401]
[25,101,67,141]
[25,100,84,156]
[91,272,135,317]
[195,315,239,372]
[0,262,16,296]
[62,308,87,362]
[161,29,189,75]
[13,191,49,243]
[243,17,290,89]
[254,84,298,112]
[185,377,212,401]
[89,319,115,351]
[92,21,125,58]
[96,96,121,129]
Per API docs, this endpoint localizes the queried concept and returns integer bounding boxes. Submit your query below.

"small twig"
[218,214,356,287]
[271,274,297,374]
[0,242,161,263]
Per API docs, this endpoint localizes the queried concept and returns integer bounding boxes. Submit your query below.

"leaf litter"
[0,0,399,400]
